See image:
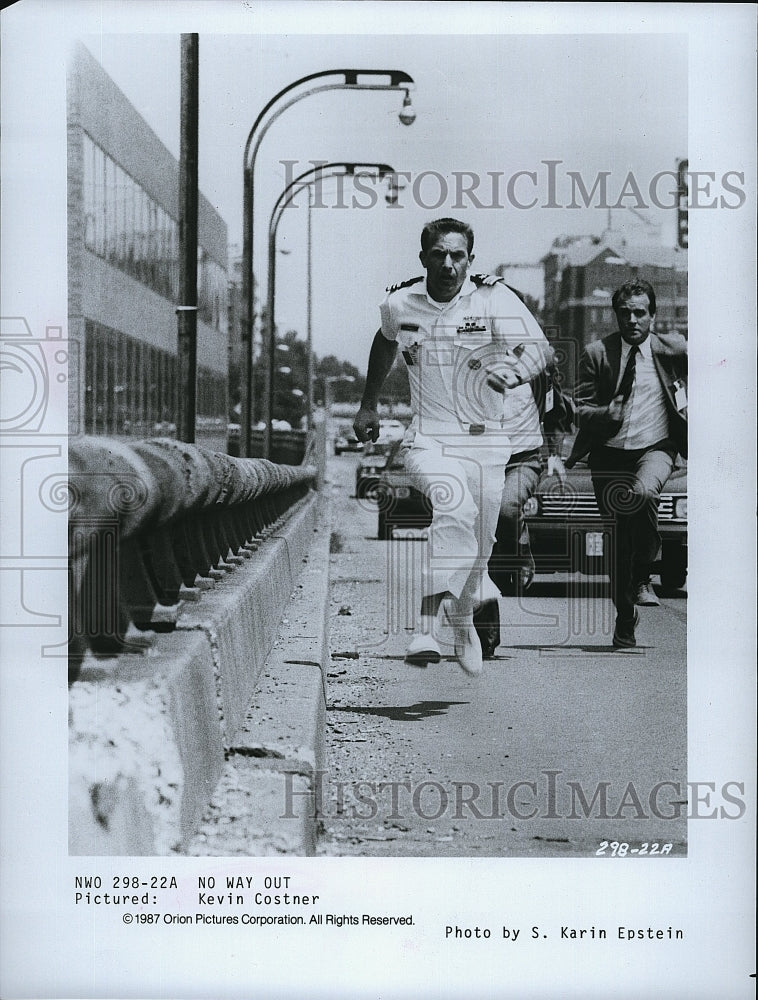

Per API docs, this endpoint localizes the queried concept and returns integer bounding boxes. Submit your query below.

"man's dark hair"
[612,279,657,316]
[420,218,474,255]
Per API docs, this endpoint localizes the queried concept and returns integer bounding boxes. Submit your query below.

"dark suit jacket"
[529,363,575,436]
[566,331,687,467]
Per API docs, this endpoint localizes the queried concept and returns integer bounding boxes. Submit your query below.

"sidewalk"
[69,486,331,856]
[187,491,333,856]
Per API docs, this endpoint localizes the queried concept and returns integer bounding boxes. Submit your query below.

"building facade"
[67,42,228,446]
[542,234,688,390]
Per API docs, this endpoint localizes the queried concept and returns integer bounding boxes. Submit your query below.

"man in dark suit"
[474,356,575,658]
[566,279,687,649]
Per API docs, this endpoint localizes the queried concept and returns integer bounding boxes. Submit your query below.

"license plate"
[585,532,604,556]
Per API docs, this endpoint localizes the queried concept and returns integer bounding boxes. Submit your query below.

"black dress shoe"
[635,582,660,606]
[473,599,500,659]
[613,609,639,649]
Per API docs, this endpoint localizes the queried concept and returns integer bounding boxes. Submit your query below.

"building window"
[81,133,224,326]
[84,319,227,436]
[84,320,196,436]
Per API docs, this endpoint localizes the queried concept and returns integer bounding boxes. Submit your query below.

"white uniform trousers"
[401,429,511,606]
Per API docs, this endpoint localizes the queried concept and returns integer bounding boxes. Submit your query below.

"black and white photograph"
[0,2,755,998]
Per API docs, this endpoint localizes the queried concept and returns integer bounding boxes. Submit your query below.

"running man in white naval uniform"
[354,218,548,676]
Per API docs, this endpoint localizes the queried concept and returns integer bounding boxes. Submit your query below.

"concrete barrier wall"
[68,436,317,678]
[69,489,325,855]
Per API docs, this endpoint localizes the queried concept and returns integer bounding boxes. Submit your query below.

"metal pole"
[263,222,277,459]
[241,167,254,455]
[306,187,313,430]
[177,33,198,443]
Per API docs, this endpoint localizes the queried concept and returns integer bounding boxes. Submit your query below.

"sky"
[77,24,688,366]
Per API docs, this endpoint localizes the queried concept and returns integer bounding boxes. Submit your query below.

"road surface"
[318,451,688,858]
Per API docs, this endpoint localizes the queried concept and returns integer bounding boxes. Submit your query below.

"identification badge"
[545,385,555,412]
[457,316,487,334]
[673,379,687,412]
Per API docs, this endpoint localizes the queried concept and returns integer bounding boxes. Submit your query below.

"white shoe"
[405,633,442,667]
[441,598,483,677]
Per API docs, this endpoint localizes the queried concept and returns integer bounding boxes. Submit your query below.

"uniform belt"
[417,419,506,437]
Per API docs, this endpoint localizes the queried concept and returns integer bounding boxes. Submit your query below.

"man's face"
[420,232,473,302]
[615,293,654,345]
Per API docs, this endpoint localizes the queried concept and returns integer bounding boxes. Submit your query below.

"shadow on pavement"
[525,579,687,600]
[489,643,652,656]
[526,579,611,599]
[330,701,468,722]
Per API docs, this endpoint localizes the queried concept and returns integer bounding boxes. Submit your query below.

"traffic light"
[677,159,688,250]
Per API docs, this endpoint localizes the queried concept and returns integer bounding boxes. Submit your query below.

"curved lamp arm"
[243,69,414,169]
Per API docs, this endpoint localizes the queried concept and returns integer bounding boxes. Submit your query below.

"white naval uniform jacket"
[379,274,547,443]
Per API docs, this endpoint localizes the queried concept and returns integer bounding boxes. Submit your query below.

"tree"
[314,356,365,405]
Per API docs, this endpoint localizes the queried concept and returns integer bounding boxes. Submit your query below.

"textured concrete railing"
[226,426,307,465]
[68,437,317,682]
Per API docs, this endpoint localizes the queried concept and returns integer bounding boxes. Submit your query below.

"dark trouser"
[476,449,542,656]
[589,441,676,621]
[487,448,543,591]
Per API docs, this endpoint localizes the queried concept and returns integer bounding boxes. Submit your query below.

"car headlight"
[674,497,688,519]
[394,486,411,499]
[522,496,539,517]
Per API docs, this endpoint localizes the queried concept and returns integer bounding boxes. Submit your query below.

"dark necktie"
[617,345,639,403]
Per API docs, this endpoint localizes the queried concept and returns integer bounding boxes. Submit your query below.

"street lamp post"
[263,163,394,458]
[176,33,199,443]
[241,68,415,457]
[305,186,313,431]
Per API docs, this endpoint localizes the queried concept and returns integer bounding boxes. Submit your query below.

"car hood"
[538,458,687,495]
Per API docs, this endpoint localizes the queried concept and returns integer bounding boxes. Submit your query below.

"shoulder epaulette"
[471,273,504,288]
[386,275,425,294]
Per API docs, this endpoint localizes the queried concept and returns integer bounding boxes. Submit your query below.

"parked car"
[524,454,688,591]
[355,440,392,499]
[374,441,432,540]
[334,424,361,455]
[373,441,688,593]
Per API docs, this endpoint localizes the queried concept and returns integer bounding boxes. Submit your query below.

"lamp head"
[398,93,416,126]
[385,174,405,205]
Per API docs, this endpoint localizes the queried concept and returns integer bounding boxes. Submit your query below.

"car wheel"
[377,511,394,540]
